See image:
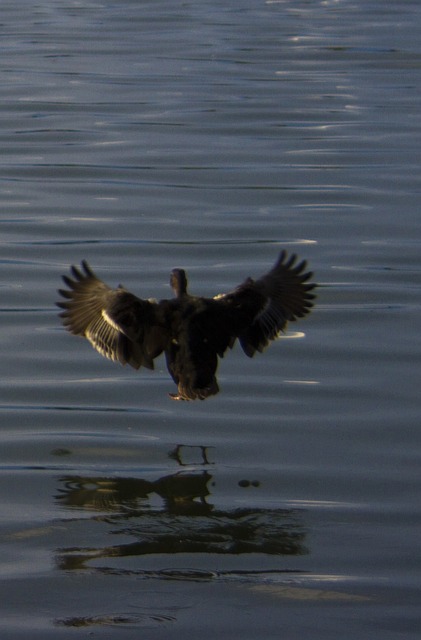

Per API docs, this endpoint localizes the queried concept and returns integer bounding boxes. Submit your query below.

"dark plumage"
[57,251,316,400]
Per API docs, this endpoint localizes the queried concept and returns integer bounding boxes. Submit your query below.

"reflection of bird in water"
[57,472,212,515]
[57,250,316,400]
[55,474,307,570]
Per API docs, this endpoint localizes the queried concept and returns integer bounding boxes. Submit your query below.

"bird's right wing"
[213,250,316,357]
[57,261,168,369]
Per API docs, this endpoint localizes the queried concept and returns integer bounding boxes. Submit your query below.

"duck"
[57,250,316,400]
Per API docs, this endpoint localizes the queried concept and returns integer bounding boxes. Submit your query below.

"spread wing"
[214,250,316,357]
[57,261,168,370]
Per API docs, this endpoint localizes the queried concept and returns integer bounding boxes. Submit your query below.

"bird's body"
[57,250,316,400]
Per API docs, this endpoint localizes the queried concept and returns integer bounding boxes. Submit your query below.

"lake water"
[1,0,420,637]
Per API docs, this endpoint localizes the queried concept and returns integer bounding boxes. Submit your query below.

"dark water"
[1,1,420,637]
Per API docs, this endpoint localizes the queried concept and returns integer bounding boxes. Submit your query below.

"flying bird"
[57,251,316,400]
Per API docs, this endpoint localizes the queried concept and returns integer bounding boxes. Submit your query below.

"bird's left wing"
[57,261,168,369]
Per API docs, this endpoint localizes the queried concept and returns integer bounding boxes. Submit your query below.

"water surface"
[0,1,420,638]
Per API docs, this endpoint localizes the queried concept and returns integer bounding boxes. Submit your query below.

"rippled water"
[1,1,420,638]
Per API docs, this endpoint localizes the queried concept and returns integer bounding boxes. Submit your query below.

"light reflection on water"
[0,0,420,637]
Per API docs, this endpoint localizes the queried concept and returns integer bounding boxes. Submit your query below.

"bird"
[57,250,316,401]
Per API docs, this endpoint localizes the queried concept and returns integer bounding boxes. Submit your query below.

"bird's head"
[170,268,188,298]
